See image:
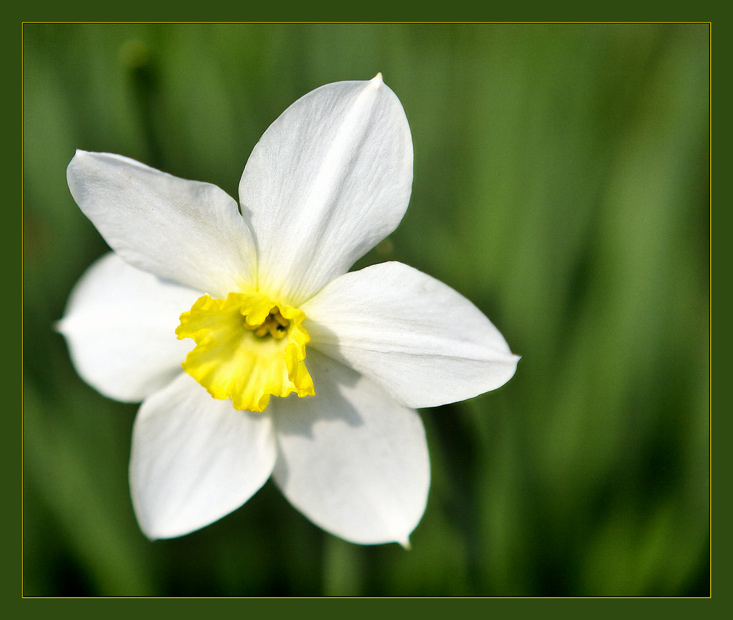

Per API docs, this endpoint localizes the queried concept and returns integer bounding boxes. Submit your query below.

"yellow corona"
[176,292,314,412]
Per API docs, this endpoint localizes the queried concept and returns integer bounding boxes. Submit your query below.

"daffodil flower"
[59,74,519,546]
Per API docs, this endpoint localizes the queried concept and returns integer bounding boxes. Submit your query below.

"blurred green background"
[22,23,709,597]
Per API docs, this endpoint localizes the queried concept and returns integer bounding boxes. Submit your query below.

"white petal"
[239,75,413,306]
[67,151,257,297]
[271,351,429,545]
[57,253,200,403]
[130,373,277,539]
[302,262,519,409]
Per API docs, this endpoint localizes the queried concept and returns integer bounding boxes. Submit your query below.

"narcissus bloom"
[59,75,518,545]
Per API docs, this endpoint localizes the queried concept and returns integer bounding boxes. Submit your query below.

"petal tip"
[370,72,384,88]
[132,505,181,541]
[67,150,90,180]
[70,148,90,163]
[140,527,160,542]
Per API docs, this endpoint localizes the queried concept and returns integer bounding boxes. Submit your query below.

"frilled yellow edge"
[175,292,315,412]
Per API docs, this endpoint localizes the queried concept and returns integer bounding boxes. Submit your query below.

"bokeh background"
[23,23,710,597]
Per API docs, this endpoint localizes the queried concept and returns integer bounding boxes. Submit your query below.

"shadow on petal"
[271,349,363,442]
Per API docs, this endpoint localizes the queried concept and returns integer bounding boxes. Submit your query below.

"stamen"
[244,306,291,339]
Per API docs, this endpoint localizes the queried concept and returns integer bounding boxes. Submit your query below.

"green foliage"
[23,23,709,596]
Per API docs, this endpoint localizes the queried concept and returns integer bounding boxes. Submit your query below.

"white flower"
[58,74,519,546]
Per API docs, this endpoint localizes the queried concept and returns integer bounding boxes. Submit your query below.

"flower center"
[175,292,315,412]
[246,307,290,339]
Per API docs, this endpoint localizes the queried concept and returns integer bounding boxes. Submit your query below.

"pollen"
[247,307,290,339]
[175,292,315,412]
